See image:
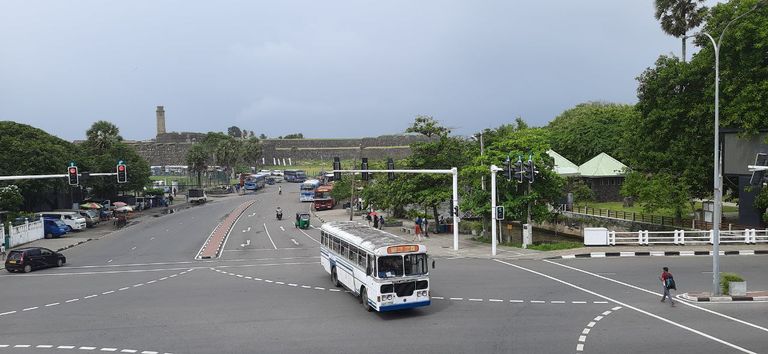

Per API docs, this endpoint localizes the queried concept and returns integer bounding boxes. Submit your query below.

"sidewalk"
[313,209,768,261]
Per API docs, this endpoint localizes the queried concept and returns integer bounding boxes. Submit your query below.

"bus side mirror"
[432,260,436,269]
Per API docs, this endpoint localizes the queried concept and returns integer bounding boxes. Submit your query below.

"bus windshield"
[377,256,404,278]
[315,191,331,199]
[405,254,428,276]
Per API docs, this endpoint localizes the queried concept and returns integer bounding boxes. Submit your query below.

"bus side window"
[367,256,375,276]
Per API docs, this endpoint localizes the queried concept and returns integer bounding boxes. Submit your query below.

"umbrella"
[115,206,133,212]
[113,201,127,207]
[80,202,102,209]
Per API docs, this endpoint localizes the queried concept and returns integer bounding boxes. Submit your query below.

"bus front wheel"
[331,267,340,287]
[361,287,372,312]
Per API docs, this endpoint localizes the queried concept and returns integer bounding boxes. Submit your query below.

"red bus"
[313,185,335,210]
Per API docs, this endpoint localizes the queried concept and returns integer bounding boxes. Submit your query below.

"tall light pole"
[695,1,764,295]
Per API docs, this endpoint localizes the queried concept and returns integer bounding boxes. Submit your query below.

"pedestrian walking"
[168,195,174,205]
[373,214,379,229]
[660,266,676,306]
[378,215,384,229]
[423,218,429,238]
[366,213,372,226]
[414,217,422,241]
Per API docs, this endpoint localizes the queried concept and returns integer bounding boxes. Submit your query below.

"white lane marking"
[509,300,524,303]
[118,287,130,291]
[45,303,60,307]
[576,343,584,351]
[121,350,137,353]
[159,277,168,281]
[593,301,608,304]
[131,247,136,251]
[141,351,159,354]
[594,315,603,321]
[14,345,31,348]
[543,260,768,335]
[578,335,586,342]
[263,223,278,250]
[469,298,483,302]
[280,226,285,232]
[314,287,325,290]
[301,285,311,288]
[107,260,113,263]
[150,237,155,240]
[576,306,621,353]
[495,259,758,354]
[84,295,98,299]
[80,346,97,350]
[264,280,273,283]
[432,296,445,300]
[450,297,464,301]
[530,300,545,304]
[101,348,118,352]
[146,280,156,284]
[289,283,297,287]
[37,345,54,348]
[291,239,299,246]
[59,346,76,349]
[612,306,622,311]
[582,328,590,335]
[22,307,38,311]
[572,301,587,304]
[133,284,144,287]
[329,289,341,292]
[587,322,596,328]
[245,276,253,280]
[65,298,79,303]
[275,281,285,285]
[602,310,612,316]
[298,228,320,244]
[551,301,565,304]
[0,345,8,348]
[489,299,503,302]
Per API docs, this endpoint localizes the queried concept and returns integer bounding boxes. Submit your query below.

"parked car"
[43,218,69,239]
[5,247,66,273]
[187,189,207,204]
[76,210,100,228]
[37,211,87,231]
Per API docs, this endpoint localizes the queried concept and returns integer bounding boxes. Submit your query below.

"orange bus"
[313,185,335,211]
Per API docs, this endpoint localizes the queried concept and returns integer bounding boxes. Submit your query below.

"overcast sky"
[0,1,719,141]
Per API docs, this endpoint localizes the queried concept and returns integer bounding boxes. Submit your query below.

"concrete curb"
[196,200,257,259]
[551,250,768,260]
[681,292,768,302]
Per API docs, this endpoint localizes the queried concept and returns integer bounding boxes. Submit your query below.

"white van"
[38,211,87,231]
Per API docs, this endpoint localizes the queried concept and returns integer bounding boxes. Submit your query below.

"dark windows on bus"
[377,256,404,278]
[405,254,428,276]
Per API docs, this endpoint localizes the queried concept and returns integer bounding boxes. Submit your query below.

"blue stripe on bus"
[379,300,431,312]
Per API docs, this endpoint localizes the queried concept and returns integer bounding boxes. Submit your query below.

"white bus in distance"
[320,221,431,312]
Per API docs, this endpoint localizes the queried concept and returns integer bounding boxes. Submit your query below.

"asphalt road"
[1,184,767,354]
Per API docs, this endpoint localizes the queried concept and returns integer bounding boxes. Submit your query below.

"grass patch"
[527,242,583,251]
[471,237,583,251]
[720,272,745,295]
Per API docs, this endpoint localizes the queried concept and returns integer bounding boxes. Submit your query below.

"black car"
[5,247,66,273]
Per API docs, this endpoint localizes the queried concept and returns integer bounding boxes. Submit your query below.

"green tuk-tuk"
[295,212,311,229]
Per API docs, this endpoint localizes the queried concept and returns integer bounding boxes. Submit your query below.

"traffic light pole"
[0,172,116,181]
[490,165,502,256]
[332,168,460,250]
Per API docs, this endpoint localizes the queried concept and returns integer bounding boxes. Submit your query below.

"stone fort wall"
[128,134,431,166]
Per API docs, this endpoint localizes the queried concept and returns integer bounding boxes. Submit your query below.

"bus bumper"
[378,300,431,312]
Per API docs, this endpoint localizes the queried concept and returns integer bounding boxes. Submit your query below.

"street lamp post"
[695,1,764,296]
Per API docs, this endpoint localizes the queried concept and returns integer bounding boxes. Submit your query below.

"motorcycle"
[276,210,283,220]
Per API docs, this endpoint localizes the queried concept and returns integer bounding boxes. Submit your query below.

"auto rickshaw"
[295,212,311,229]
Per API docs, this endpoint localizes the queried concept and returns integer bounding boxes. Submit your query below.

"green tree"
[654,0,709,62]
[241,138,262,168]
[0,121,79,210]
[215,138,242,177]
[622,172,691,221]
[186,144,208,186]
[546,102,637,164]
[282,133,304,139]
[259,133,268,140]
[85,120,123,152]
[0,185,23,213]
[405,115,451,138]
[227,126,242,138]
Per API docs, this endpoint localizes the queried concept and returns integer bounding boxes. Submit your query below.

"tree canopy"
[405,115,451,138]
[546,102,637,165]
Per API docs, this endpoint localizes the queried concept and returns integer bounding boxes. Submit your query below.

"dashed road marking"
[576,307,622,352]
[0,344,172,354]
[45,303,60,307]
[22,307,38,311]
[84,295,98,299]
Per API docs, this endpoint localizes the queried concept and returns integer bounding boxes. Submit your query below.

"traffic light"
[503,156,512,180]
[361,157,369,181]
[387,158,395,181]
[524,154,536,183]
[453,205,459,217]
[116,162,127,184]
[67,165,79,186]
[333,157,341,181]
[515,156,524,183]
[495,206,504,220]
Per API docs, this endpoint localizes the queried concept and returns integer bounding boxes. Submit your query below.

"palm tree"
[186,144,208,187]
[654,0,709,62]
[85,121,123,152]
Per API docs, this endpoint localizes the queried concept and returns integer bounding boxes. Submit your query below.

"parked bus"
[313,184,335,210]
[299,179,321,202]
[320,221,431,312]
[284,169,307,183]
[242,173,268,191]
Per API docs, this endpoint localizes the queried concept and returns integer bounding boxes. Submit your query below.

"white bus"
[320,221,431,312]
[299,179,321,202]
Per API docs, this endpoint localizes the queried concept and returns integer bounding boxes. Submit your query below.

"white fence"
[584,227,768,246]
[8,220,44,248]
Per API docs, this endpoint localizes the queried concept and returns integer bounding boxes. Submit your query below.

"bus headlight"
[386,294,393,301]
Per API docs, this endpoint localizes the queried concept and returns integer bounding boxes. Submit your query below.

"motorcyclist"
[278,186,282,195]
[276,207,283,220]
